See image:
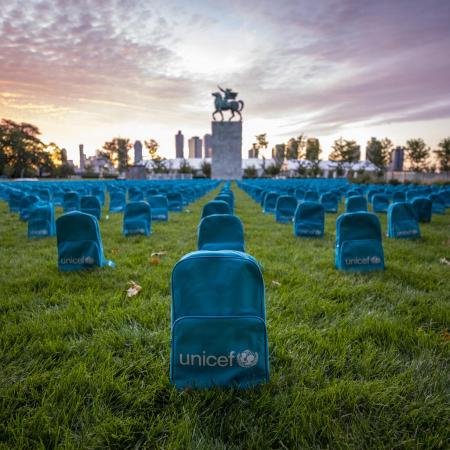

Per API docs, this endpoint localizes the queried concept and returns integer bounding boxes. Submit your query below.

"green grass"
[0,183,449,449]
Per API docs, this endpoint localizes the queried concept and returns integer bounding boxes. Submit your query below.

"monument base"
[211,121,242,179]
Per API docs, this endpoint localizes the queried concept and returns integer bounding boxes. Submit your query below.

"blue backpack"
[202,200,231,218]
[372,194,390,213]
[19,195,40,221]
[109,191,126,213]
[216,193,234,214]
[8,190,24,213]
[305,190,319,202]
[293,201,324,237]
[148,195,169,221]
[28,203,55,238]
[275,195,297,223]
[263,192,279,214]
[167,192,183,211]
[128,187,144,202]
[335,212,384,272]
[63,191,80,213]
[198,214,245,252]
[392,191,406,203]
[428,194,446,214]
[123,201,152,236]
[294,188,306,201]
[345,195,367,213]
[170,250,269,389]
[387,202,420,239]
[320,192,338,213]
[56,211,115,271]
[411,197,432,223]
[80,196,102,220]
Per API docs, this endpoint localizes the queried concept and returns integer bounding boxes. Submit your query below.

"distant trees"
[254,133,268,158]
[434,138,450,172]
[329,137,361,163]
[365,137,393,173]
[102,138,131,173]
[305,138,321,161]
[405,138,430,172]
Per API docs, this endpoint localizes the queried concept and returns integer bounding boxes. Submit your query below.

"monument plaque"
[211,86,244,179]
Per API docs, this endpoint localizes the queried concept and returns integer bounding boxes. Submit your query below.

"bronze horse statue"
[212,87,244,121]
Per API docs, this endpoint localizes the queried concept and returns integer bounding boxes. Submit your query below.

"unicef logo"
[237,350,258,368]
[84,256,95,265]
[370,256,381,264]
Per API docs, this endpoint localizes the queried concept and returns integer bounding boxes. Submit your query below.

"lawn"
[0,183,449,449]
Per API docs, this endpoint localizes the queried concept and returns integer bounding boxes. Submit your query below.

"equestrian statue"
[212,85,244,121]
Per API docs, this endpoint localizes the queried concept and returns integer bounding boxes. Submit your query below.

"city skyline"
[1,0,450,164]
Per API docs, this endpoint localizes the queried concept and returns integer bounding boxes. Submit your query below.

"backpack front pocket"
[58,240,101,271]
[171,316,269,389]
[338,239,384,272]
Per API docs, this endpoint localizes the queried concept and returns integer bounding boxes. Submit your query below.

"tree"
[305,138,321,161]
[102,138,131,173]
[178,159,193,174]
[405,138,430,172]
[434,138,450,172]
[285,138,298,160]
[145,139,159,159]
[329,138,361,163]
[255,133,268,157]
[0,119,51,177]
[243,165,258,178]
[307,160,323,178]
[201,161,211,178]
[366,137,392,172]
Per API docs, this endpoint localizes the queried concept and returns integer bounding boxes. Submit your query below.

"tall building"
[272,144,285,160]
[61,148,68,164]
[203,134,213,158]
[391,147,404,171]
[79,144,85,170]
[188,136,202,158]
[175,130,184,158]
[248,143,259,158]
[134,140,143,164]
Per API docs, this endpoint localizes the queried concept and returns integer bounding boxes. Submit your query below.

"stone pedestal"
[211,121,242,179]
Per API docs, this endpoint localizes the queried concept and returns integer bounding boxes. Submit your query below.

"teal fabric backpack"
[28,203,55,238]
[56,211,115,271]
[346,195,367,213]
[80,195,102,220]
[170,250,269,389]
[387,202,420,239]
[411,197,432,223]
[109,191,126,213]
[198,214,245,252]
[275,196,297,223]
[123,201,152,236]
[148,195,169,221]
[293,201,324,237]
[335,212,384,272]
[202,200,231,218]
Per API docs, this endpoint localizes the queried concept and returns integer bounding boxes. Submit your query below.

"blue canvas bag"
[428,194,445,214]
[167,192,183,211]
[216,193,234,214]
[80,195,102,220]
[63,191,80,213]
[148,195,169,221]
[28,203,55,238]
[335,212,384,272]
[387,202,420,239]
[109,191,126,213]
[123,201,151,236]
[198,214,245,252]
[170,250,269,389]
[392,191,406,203]
[275,195,297,223]
[372,194,390,213]
[202,200,231,218]
[8,190,24,213]
[56,211,115,271]
[304,190,319,202]
[346,195,368,213]
[411,197,432,223]
[293,201,324,237]
[262,192,279,214]
[128,187,144,202]
[320,192,338,213]
[19,195,40,221]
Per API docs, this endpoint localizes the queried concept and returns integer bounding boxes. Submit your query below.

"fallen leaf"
[439,258,450,266]
[443,329,450,341]
[272,280,281,287]
[127,280,142,297]
[150,256,160,265]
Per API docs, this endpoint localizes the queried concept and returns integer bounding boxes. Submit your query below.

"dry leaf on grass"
[442,329,450,341]
[439,258,450,266]
[127,280,142,297]
[150,251,167,265]
[272,280,281,287]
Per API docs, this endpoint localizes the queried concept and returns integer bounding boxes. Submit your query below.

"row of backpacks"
[170,186,269,389]
[238,181,448,273]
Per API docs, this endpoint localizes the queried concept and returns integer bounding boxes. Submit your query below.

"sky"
[1,0,450,164]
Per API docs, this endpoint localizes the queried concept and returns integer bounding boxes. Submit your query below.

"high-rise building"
[175,130,184,158]
[61,148,68,164]
[188,136,202,158]
[391,147,404,171]
[203,134,213,158]
[79,144,85,170]
[134,140,143,164]
[272,144,285,160]
[248,143,259,158]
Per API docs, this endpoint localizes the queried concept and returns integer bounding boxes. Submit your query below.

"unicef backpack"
[387,202,420,239]
[198,214,245,252]
[56,211,115,271]
[320,192,338,213]
[263,192,279,214]
[19,195,40,221]
[109,191,126,213]
[28,203,55,238]
[372,194,390,213]
[345,195,368,213]
[411,197,432,223]
[80,195,102,220]
[335,212,384,272]
[202,200,231,218]
[170,250,269,389]
[293,201,324,237]
[63,191,80,213]
[123,201,152,236]
[148,195,169,221]
[275,196,297,223]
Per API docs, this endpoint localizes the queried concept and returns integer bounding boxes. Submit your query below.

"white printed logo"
[179,350,259,369]
[60,255,95,265]
[345,256,382,266]
[237,350,259,368]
